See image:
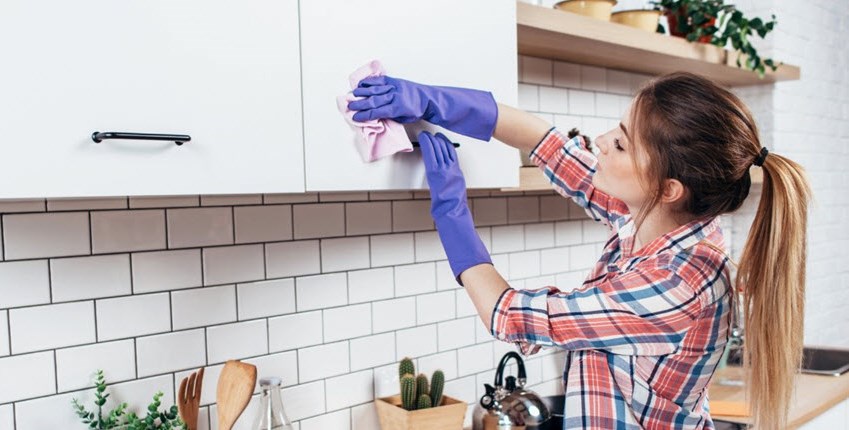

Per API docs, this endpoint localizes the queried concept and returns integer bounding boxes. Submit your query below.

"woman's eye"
[614,138,624,151]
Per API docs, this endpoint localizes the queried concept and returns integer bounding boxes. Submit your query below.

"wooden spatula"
[177,367,204,430]
[216,360,257,430]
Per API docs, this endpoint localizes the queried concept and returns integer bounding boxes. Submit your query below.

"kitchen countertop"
[709,365,849,428]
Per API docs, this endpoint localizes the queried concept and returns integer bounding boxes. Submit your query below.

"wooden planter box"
[375,394,468,430]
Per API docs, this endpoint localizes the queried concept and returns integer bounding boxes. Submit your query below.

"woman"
[348,71,811,429]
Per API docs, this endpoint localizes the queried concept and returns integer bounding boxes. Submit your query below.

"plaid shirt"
[491,128,733,429]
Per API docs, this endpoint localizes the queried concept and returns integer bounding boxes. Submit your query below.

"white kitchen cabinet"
[300,0,520,192]
[0,0,304,199]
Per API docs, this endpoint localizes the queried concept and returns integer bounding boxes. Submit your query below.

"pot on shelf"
[611,9,662,33]
[553,0,618,21]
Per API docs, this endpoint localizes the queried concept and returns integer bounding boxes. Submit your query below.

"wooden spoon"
[216,360,257,430]
[177,367,204,430]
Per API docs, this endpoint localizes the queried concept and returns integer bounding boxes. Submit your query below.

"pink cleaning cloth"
[336,60,413,162]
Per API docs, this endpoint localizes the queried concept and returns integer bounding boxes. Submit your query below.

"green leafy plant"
[650,0,780,77]
[125,391,186,430]
[71,370,129,429]
[72,370,186,430]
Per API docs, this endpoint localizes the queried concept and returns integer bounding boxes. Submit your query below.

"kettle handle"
[494,351,527,388]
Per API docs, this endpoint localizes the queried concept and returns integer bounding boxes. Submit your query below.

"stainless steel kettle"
[473,351,551,430]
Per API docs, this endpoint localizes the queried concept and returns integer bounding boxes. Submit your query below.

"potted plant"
[650,0,780,77]
[375,357,467,430]
[72,369,187,430]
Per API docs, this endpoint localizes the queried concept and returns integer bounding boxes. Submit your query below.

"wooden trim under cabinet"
[516,1,800,87]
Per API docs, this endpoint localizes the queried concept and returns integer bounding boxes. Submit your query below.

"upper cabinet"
[300,0,520,192]
[0,0,304,199]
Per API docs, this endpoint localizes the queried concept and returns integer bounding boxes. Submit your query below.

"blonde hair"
[628,72,813,428]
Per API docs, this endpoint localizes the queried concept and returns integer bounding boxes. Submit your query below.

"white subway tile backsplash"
[202,244,264,285]
[264,193,319,205]
[458,342,494,377]
[538,86,570,114]
[370,233,414,268]
[302,408,350,430]
[418,350,459,381]
[201,194,262,207]
[167,207,234,248]
[416,291,456,325]
[346,201,391,236]
[569,244,598,270]
[97,293,171,341]
[137,329,205,377]
[472,197,508,227]
[352,403,380,430]
[0,311,8,356]
[298,341,349,382]
[553,61,581,88]
[582,219,612,243]
[394,263,437,297]
[540,195,570,222]
[266,240,321,278]
[0,260,50,308]
[90,209,165,253]
[246,350,299,389]
[580,65,607,92]
[296,272,347,311]
[0,351,55,403]
[456,290,477,318]
[0,199,45,214]
[391,200,432,232]
[321,236,371,272]
[414,231,446,262]
[132,249,202,293]
[207,319,268,364]
[395,325,438,360]
[282,380,326,422]
[172,285,237,330]
[372,297,416,333]
[55,339,136,392]
[293,203,345,239]
[507,196,540,224]
[348,267,394,304]
[268,311,323,352]
[510,251,542,279]
[10,301,95,354]
[568,89,596,116]
[2,212,90,260]
[324,303,372,343]
[350,333,395,371]
[521,56,553,85]
[595,93,623,118]
[541,247,571,275]
[234,204,292,244]
[50,254,131,302]
[525,223,555,250]
[492,225,524,253]
[437,318,476,352]
[555,220,583,246]
[47,197,127,212]
[129,195,199,209]
[0,404,12,430]
[518,83,540,111]
[325,369,373,411]
[237,278,296,320]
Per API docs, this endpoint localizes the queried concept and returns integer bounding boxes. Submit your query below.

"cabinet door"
[300,0,519,192]
[0,0,304,199]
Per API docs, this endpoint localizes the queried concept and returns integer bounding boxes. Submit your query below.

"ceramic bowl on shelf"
[611,9,662,33]
[553,0,618,21]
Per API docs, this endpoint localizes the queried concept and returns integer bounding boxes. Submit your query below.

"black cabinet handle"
[92,131,191,146]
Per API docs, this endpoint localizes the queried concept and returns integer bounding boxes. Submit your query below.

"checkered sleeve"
[529,127,630,232]
[490,266,703,356]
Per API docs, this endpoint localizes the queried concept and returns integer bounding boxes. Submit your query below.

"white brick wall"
[2,5,846,423]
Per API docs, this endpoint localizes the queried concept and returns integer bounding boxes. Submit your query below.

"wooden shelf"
[503,166,763,192]
[516,1,800,87]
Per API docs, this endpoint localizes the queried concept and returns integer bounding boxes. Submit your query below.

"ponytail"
[736,152,813,429]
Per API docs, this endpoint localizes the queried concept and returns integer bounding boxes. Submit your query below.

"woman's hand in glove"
[418,131,492,285]
[347,76,498,141]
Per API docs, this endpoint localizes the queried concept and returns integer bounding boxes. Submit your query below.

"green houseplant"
[650,0,780,78]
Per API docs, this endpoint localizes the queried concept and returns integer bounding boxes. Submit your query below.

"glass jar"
[252,377,295,430]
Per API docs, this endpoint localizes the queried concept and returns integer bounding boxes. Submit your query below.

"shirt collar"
[621,215,720,259]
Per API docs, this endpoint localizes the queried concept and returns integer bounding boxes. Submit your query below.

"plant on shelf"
[398,357,445,411]
[650,0,780,78]
[72,370,187,430]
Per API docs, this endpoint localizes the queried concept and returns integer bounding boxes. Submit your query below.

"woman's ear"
[660,178,688,205]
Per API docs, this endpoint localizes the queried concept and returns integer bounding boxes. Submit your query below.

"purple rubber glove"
[418,131,493,286]
[347,76,499,142]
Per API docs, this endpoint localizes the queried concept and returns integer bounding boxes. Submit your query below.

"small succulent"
[396,357,446,410]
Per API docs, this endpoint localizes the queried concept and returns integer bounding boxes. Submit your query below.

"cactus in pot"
[400,374,417,411]
[399,357,415,380]
[415,374,429,400]
[430,369,445,407]
[417,394,432,410]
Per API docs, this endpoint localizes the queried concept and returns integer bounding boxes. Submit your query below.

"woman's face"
[591,105,650,209]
